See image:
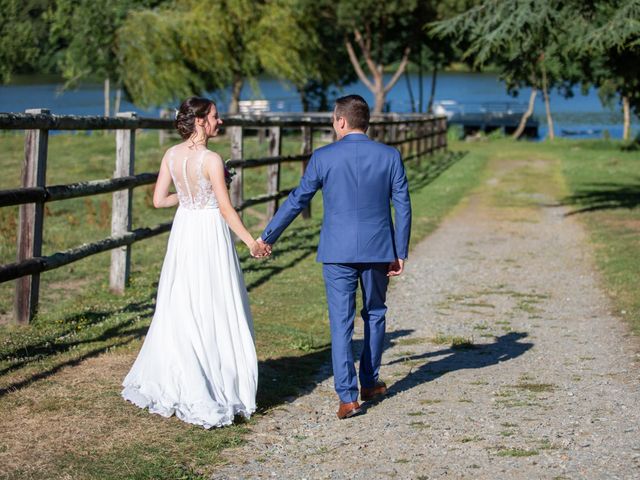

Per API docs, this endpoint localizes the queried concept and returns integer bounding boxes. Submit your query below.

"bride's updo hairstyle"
[175,96,215,139]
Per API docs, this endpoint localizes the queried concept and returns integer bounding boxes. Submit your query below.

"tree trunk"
[427,66,438,114]
[298,86,310,113]
[114,87,122,116]
[369,63,385,113]
[622,95,630,141]
[418,46,424,113]
[513,88,538,139]
[104,78,110,117]
[404,69,416,113]
[373,89,386,114]
[540,64,554,141]
[229,76,243,114]
[345,32,410,115]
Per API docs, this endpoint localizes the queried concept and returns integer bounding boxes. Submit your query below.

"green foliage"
[48,0,161,88]
[430,0,576,95]
[331,0,431,112]
[254,0,321,88]
[0,0,56,82]
[572,0,640,115]
[431,0,639,118]
[336,0,419,65]
[118,0,263,109]
[584,0,640,51]
[254,0,355,110]
[117,10,204,107]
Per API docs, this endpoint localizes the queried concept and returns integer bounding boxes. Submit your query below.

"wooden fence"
[0,110,447,324]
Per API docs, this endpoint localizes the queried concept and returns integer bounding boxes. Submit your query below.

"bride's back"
[168,144,218,210]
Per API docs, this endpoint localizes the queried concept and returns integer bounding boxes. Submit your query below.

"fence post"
[14,108,49,324]
[433,117,439,152]
[411,122,419,164]
[389,115,398,144]
[301,125,313,219]
[229,126,244,213]
[110,112,136,294]
[158,108,170,146]
[431,118,437,154]
[441,117,448,151]
[266,126,282,219]
[415,121,422,160]
[399,123,407,159]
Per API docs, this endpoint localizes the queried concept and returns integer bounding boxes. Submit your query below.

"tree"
[254,0,355,111]
[431,0,575,140]
[575,0,640,140]
[118,0,263,112]
[408,0,478,114]
[0,0,58,83]
[117,9,201,107]
[334,0,420,113]
[49,0,164,116]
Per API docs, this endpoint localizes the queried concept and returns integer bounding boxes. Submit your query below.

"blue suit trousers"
[322,263,389,403]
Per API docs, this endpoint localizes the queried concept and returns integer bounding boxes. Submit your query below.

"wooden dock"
[435,101,539,138]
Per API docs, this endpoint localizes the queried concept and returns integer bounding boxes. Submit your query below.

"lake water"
[0,72,637,140]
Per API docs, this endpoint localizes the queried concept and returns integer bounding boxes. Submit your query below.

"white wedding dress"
[122,146,258,428]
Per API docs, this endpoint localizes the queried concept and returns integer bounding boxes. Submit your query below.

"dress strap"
[182,152,193,203]
[167,146,176,181]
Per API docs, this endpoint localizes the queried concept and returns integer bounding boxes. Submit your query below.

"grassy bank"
[0,131,487,479]
[558,140,640,334]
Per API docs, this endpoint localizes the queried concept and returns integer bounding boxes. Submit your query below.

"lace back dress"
[121,146,258,428]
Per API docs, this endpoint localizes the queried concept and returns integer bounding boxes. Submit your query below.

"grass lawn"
[558,140,640,334]
[0,130,488,479]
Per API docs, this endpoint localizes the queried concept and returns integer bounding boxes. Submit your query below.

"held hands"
[387,258,404,277]
[250,238,272,258]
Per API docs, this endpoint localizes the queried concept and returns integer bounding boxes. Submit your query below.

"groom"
[259,95,411,419]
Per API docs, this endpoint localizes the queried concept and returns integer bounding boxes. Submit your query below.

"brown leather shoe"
[361,380,387,402]
[337,401,362,419]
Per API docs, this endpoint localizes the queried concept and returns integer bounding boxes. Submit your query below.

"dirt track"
[212,153,640,480]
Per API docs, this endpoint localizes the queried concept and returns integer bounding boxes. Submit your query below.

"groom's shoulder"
[376,140,401,156]
[312,141,342,160]
[312,137,400,160]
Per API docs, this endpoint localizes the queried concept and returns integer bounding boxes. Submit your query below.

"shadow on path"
[256,329,415,412]
[364,332,533,409]
[561,180,640,216]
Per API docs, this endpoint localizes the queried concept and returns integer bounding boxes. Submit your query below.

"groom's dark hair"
[334,95,370,132]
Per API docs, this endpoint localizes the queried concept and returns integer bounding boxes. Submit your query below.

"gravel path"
[213,155,640,479]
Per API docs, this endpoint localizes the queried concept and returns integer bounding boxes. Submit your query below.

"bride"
[122,96,269,428]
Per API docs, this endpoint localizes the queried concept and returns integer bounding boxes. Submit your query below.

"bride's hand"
[250,239,271,258]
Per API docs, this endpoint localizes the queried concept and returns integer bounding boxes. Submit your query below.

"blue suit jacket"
[261,133,411,263]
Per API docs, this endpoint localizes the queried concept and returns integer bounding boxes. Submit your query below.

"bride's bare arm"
[153,153,179,208]
[205,152,264,255]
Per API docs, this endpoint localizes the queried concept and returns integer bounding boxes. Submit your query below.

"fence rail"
[0,110,447,324]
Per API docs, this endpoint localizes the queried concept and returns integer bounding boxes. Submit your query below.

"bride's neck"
[187,132,208,149]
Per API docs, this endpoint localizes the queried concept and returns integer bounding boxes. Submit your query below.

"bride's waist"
[177,204,219,211]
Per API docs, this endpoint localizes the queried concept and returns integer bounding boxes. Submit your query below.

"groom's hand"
[250,238,270,258]
[256,238,272,257]
[387,259,404,277]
